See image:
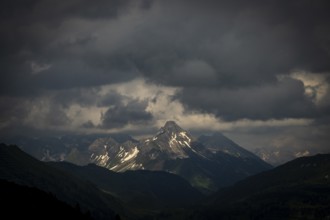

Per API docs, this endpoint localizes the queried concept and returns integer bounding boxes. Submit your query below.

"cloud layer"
[1,0,330,153]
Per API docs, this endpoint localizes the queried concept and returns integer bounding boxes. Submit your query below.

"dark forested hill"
[49,162,203,212]
[163,154,330,219]
[0,179,93,219]
[0,143,127,220]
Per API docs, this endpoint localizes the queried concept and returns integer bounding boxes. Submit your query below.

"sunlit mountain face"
[88,121,272,192]
[2,121,271,193]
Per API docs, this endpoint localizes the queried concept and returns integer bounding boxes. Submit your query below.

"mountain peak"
[164,121,182,129]
[159,121,187,136]
[148,121,194,159]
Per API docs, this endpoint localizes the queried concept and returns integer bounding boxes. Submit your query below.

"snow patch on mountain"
[295,150,310,157]
[93,152,110,167]
[179,132,191,142]
[121,147,139,163]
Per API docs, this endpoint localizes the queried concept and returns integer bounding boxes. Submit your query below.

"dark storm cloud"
[81,120,95,129]
[52,87,131,109]
[101,100,153,129]
[0,0,149,96]
[132,0,330,87]
[2,0,330,91]
[0,95,71,137]
[0,0,328,95]
[1,0,330,126]
[1,0,144,21]
[178,78,318,121]
[141,0,330,120]
[48,86,153,129]
[0,97,29,127]
[52,87,101,108]
[97,92,124,107]
[318,88,330,115]
[42,102,72,126]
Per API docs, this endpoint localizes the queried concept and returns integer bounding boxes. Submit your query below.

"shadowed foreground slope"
[0,144,127,220]
[0,179,92,219]
[163,154,330,220]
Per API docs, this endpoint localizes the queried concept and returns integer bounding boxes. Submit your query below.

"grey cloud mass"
[101,100,153,129]
[178,78,318,121]
[2,0,330,94]
[0,0,330,154]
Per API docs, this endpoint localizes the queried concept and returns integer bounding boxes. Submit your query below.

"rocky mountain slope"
[1,121,272,192]
[82,121,272,192]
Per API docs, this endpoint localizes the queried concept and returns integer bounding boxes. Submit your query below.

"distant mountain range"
[254,146,318,166]
[1,143,329,219]
[1,121,271,192]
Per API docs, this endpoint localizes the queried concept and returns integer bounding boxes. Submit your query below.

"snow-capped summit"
[155,121,188,139]
[163,120,185,132]
[142,121,196,159]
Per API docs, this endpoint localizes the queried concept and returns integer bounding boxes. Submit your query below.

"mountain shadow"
[160,154,330,219]
[0,143,129,220]
[0,179,92,220]
[49,161,203,214]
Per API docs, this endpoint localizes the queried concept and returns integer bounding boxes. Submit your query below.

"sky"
[1,0,330,154]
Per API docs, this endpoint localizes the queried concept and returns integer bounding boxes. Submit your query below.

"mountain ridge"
[1,121,272,192]
[87,121,272,192]
[0,143,126,220]
[48,161,204,211]
[157,153,330,219]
